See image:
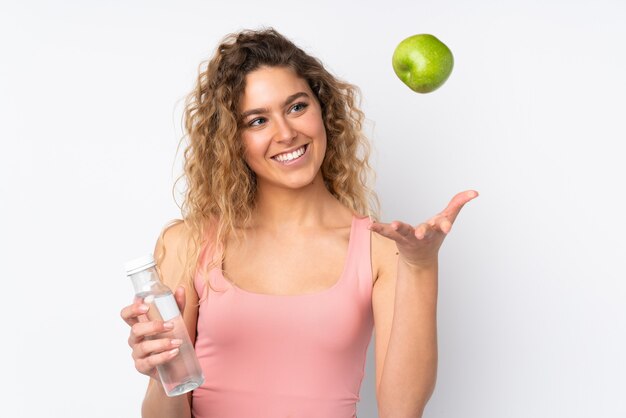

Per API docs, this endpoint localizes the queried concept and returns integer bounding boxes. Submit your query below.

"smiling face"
[239,66,327,193]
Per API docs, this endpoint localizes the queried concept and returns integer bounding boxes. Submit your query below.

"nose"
[273,116,296,143]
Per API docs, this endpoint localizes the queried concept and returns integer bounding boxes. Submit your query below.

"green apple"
[392,34,454,93]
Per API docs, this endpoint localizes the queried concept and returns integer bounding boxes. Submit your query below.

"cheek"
[240,137,258,171]
[241,133,262,158]
[307,111,327,143]
[316,121,328,153]
[319,131,328,155]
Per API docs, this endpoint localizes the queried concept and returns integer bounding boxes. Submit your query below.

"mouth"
[271,144,308,164]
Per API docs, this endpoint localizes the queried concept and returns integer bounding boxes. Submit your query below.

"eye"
[248,117,267,127]
[289,102,309,113]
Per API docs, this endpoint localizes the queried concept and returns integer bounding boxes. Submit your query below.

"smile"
[272,144,308,163]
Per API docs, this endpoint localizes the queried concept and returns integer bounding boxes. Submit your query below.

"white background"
[1,1,625,417]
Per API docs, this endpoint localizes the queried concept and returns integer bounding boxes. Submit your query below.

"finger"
[391,221,416,237]
[369,221,411,243]
[136,347,180,375]
[120,302,149,326]
[439,217,453,234]
[442,190,479,223]
[132,337,183,361]
[415,223,437,240]
[428,215,452,234]
[128,320,175,346]
[174,286,186,314]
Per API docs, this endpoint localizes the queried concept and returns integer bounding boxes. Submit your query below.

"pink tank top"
[192,216,374,418]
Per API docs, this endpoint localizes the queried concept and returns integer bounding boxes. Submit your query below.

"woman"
[120,28,477,418]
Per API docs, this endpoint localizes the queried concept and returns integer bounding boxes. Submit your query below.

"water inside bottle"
[137,291,205,396]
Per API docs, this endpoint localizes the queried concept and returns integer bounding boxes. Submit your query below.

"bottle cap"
[124,255,156,276]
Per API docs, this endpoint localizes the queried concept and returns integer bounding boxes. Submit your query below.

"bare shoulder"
[370,229,399,285]
[155,220,190,251]
[153,220,197,295]
[153,219,200,343]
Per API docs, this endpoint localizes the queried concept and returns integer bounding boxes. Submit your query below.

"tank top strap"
[342,215,374,299]
[193,238,225,302]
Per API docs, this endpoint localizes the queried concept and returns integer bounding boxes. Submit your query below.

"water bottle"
[124,255,204,396]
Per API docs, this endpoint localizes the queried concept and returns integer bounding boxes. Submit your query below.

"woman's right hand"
[120,286,187,381]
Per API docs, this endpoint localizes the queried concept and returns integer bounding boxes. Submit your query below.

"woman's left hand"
[369,190,479,269]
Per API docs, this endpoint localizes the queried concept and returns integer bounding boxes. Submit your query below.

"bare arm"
[371,190,478,417]
[121,221,199,418]
[372,240,438,417]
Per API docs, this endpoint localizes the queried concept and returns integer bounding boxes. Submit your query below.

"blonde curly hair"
[160,28,378,285]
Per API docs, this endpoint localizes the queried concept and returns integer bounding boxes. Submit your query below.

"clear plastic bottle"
[124,255,204,396]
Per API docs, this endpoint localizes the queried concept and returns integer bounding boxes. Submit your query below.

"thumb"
[174,286,186,314]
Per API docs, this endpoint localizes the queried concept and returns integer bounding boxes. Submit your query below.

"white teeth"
[274,146,306,162]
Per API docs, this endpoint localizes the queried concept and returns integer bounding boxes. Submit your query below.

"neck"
[251,173,350,230]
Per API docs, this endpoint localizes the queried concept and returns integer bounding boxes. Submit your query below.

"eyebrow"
[240,92,310,120]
